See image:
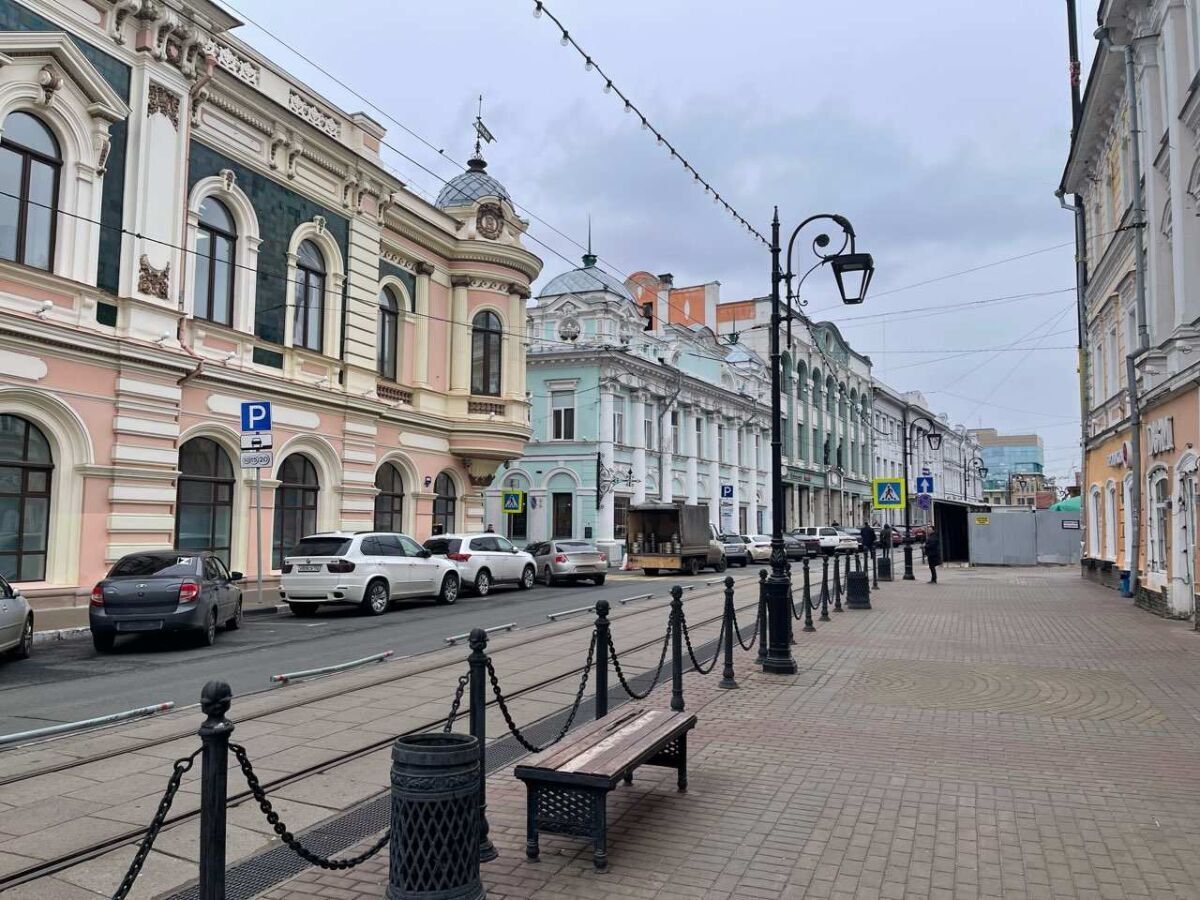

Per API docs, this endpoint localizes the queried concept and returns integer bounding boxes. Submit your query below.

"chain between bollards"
[719,576,738,689]
[670,585,685,712]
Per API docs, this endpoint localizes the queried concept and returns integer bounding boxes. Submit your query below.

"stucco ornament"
[476,202,504,240]
[558,317,581,343]
[137,254,170,300]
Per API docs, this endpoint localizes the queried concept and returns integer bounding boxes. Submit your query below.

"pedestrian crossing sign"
[502,490,525,514]
[872,477,905,510]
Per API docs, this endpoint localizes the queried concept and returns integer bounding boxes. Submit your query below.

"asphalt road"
[0,569,762,736]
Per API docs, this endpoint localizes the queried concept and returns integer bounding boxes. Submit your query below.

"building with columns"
[716,298,875,527]
[487,260,770,561]
[0,0,539,626]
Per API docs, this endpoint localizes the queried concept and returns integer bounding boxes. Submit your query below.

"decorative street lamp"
[902,411,941,581]
[764,210,874,675]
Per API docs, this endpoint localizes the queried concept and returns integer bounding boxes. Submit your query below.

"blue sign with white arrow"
[916,475,934,495]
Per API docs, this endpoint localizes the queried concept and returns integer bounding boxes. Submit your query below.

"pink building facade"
[0,0,539,626]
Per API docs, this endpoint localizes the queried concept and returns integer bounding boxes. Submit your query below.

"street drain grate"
[165,635,721,900]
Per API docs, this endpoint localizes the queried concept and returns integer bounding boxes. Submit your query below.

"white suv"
[793,526,857,555]
[281,532,460,617]
[422,533,536,596]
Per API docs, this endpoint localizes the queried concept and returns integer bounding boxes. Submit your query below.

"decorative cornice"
[204,91,273,133]
[201,38,260,86]
[509,284,532,299]
[468,278,510,294]
[147,83,180,128]
[450,275,472,288]
[416,261,436,277]
[288,90,340,138]
[380,250,417,274]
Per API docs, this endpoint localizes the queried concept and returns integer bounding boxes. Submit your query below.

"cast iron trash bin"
[388,732,485,900]
[846,568,871,609]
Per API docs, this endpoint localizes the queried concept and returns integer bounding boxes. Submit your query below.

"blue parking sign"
[241,401,272,433]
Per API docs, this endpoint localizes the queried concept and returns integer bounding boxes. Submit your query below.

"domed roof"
[435,153,511,209]
[538,253,634,301]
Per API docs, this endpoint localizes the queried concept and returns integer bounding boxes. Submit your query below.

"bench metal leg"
[593,790,608,872]
[677,734,688,793]
[525,785,540,861]
[623,771,633,785]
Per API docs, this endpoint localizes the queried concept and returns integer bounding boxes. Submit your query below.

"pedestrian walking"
[924,526,942,583]
[880,522,893,556]
[860,522,877,552]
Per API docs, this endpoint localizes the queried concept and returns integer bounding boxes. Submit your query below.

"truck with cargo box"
[626,502,726,575]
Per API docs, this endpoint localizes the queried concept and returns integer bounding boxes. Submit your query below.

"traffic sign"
[872,477,905,510]
[916,476,934,495]
[917,494,932,511]
[240,401,272,433]
[501,490,525,514]
[721,484,734,499]
[240,432,273,451]
[240,449,273,469]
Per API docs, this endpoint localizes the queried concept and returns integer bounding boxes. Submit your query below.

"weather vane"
[474,94,495,157]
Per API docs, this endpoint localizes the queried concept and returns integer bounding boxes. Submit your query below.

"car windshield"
[556,542,595,552]
[290,537,352,557]
[423,538,462,555]
[109,554,198,577]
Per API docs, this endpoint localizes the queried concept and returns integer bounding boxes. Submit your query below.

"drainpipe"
[1097,25,1151,597]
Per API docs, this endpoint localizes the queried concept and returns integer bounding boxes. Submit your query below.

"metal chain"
[731,604,759,651]
[609,615,671,700]
[229,743,390,869]
[486,631,596,754]
[442,670,471,733]
[679,609,721,675]
[112,749,201,900]
[789,585,802,621]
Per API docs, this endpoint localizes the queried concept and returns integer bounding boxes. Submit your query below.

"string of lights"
[529,0,767,246]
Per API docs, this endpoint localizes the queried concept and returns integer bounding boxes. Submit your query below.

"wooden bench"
[513,708,697,871]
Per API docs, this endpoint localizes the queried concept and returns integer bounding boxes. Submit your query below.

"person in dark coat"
[860,522,877,553]
[924,526,942,583]
[880,522,894,555]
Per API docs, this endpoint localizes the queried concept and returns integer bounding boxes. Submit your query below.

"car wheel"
[14,615,32,659]
[289,603,319,618]
[198,608,218,647]
[593,575,606,586]
[226,599,243,630]
[518,565,535,590]
[92,630,115,653]
[437,573,459,605]
[362,580,390,616]
[543,566,556,587]
[715,557,728,573]
[474,570,492,596]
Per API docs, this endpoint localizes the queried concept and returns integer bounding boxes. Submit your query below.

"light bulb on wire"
[533,1,542,16]
[603,80,612,94]
[560,30,569,46]
[584,57,593,71]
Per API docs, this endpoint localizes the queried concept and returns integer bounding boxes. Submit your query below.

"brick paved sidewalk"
[263,567,1200,900]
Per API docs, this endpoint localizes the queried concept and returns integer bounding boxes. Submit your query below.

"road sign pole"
[255,467,263,610]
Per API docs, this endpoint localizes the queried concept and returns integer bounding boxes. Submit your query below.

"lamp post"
[901,409,941,580]
[766,210,873,674]
[969,456,987,504]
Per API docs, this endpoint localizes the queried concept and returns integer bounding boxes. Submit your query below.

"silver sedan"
[0,574,33,660]
[526,541,608,586]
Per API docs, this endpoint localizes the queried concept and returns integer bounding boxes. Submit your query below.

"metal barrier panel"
[1035,509,1083,565]
[968,510,1037,566]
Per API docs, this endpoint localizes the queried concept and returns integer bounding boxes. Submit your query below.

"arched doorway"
[175,437,235,565]
[0,414,52,582]
[274,454,319,567]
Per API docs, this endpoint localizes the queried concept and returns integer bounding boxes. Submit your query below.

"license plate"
[116,620,162,633]
[298,565,321,573]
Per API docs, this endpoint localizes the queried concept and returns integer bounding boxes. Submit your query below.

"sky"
[218,0,1088,483]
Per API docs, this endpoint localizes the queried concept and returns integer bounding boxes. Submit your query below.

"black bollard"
[871,547,879,590]
[594,600,610,720]
[719,576,738,690]
[756,569,768,663]
[833,554,844,612]
[389,733,484,900]
[802,556,815,633]
[670,586,685,711]
[199,681,233,900]
[468,629,498,862]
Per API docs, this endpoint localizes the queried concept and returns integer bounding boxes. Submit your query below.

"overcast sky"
[222,0,1087,481]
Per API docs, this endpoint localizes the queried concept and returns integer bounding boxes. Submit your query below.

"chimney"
[656,273,674,287]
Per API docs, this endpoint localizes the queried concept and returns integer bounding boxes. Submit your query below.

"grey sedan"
[718,534,750,567]
[526,541,608,586]
[0,574,32,661]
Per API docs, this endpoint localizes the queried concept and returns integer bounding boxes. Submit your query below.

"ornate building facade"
[0,0,539,625]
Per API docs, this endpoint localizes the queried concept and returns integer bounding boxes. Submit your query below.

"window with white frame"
[669,410,679,454]
[1104,482,1117,560]
[1105,326,1118,398]
[1148,471,1170,573]
[718,424,727,462]
[695,416,704,457]
[1088,487,1101,558]
[551,390,575,441]
[736,428,744,466]
[644,404,655,448]
[613,397,625,445]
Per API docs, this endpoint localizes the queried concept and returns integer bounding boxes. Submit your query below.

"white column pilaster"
[708,416,721,529]
[413,262,433,387]
[632,392,647,504]
[597,388,615,542]
[685,406,699,504]
[449,275,470,395]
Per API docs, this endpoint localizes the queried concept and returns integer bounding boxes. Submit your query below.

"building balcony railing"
[468,400,506,416]
[377,382,413,405]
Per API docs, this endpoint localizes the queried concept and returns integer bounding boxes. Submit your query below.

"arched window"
[273,454,319,567]
[377,287,399,380]
[1148,471,1170,573]
[471,311,503,396]
[432,472,456,535]
[293,240,326,351]
[797,363,808,402]
[1104,483,1117,560]
[0,111,61,270]
[193,198,236,326]
[374,462,405,532]
[175,437,234,565]
[0,414,52,582]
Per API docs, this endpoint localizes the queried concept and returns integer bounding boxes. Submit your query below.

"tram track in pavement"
[0,578,761,892]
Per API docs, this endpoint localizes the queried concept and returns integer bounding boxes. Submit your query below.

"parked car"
[718,534,750,567]
[526,541,608,585]
[785,530,823,557]
[837,528,865,551]
[281,532,460,617]
[745,535,774,562]
[423,533,536,596]
[0,574,32,660]
[792,526,855,555]
[89,551,243,652]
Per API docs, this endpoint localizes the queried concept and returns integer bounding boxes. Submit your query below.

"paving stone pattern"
[262,568,1200,900]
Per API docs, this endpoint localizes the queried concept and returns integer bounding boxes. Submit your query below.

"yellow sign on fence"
[975,515,990,526]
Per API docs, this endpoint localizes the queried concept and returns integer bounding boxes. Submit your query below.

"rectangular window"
[669,410,679,454]
[736,429,743,466]
[613,398,625,445]
[695,417,704,458]
[1105,326,1118,398]
[644,404,655,449]
[551,391,575,440]
[614,495,630,540]
[718,425,727,463]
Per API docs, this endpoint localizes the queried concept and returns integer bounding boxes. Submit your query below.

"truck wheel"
[714,557,728,573]
[686,558,701,576]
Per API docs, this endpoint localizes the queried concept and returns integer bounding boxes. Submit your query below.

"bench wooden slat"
[516,709,694,781]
